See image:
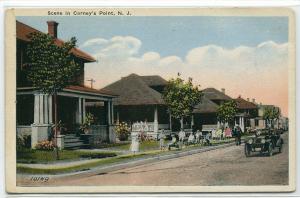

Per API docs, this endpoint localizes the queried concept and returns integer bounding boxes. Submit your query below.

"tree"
[162,73,202,129]
[26,32,80,158]
[217,100,237,127]
[263,106,281,128]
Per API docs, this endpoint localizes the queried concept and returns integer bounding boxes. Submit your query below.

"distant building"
[234,96,258,132]
[255,104,282,129]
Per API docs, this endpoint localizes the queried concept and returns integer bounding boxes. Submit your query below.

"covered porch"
[115,104,195,139]
[115,105,171,138]
[16,86,117,149]
[234,113,248,132]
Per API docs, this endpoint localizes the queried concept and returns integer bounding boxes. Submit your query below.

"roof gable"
[235,97,258,109]
[16,20,95,63]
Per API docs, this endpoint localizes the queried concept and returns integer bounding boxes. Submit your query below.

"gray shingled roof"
[100,74,165,106]
[139,75,168,87]
[193,96,219,113]
[202,87,232,101]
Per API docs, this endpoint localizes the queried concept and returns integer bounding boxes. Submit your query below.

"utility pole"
[87,78,96,89]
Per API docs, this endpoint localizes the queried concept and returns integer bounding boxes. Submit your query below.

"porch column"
[111,101,114,124]
[154,106,158,133]
[191,115,194,128]
[116,111,120,124]
[169,113,172,131]
[107,101,112,125]
[48,95,53,124]
[76,98,82,124]
[180,117,184,129]
[82,98,86,123]
[33,93,40,124]
[241,117,245,132]
[31,93,51,149]
[107,101,116,143]
[217,121,220,129]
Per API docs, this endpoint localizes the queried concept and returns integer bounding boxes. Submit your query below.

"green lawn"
[17,150,162,174]
[17,149,117,164]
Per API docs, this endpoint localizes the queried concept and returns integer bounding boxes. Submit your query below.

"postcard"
[5,8,296,193]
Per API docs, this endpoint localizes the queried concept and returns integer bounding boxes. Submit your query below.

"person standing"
[235,125,242,145]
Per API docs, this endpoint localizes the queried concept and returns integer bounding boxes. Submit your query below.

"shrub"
[35,140,55,151]
[115,122,130,141]
[17,134,31,151]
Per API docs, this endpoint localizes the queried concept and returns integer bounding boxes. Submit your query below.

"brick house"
[16,20,117,149]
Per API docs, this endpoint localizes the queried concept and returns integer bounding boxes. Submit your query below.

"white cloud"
[82,36,289,115]
[82,36,288,87]
[80,38,108,48]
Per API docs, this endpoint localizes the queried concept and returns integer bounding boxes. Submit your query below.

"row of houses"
[100,73,287,135]
[15,20,288,149]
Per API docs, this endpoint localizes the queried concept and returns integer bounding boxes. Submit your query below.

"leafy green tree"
[263,106,281,128]
[217,100,237,126]
[26,32,80,157]
[162,73,202,129]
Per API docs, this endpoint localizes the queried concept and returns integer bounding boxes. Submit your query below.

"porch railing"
[132,122,154,132]
[90,125,108,142]
[202,124,218,132]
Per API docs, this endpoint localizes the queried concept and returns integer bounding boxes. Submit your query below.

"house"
[192,95,219,131]
[195,88,232,132]
[234,96,258,132]
[16,20,117,149]
[101,74,175,138]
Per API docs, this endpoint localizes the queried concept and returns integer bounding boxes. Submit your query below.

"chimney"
[247,98,250,102]
[252,98,256,103]
[221,88,225,94]
[238,95,241,98]
[47,21,59,38]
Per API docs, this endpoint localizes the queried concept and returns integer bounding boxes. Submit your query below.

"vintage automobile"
[244,130,283,157]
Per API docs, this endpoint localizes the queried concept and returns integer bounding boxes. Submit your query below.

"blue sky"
[17,16,288,58]
[16,16,289,116]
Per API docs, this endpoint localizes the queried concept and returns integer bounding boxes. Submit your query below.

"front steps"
[64,134,88,150]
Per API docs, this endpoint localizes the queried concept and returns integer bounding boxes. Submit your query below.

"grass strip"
[17,150,162,175]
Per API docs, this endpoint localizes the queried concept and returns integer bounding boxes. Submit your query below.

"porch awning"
[17,85,118,101]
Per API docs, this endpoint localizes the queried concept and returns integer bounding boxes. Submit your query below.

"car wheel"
[268,143,273,156]
[245,144,251,157]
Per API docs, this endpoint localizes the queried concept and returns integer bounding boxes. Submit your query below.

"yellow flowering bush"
[115,122,130,141]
